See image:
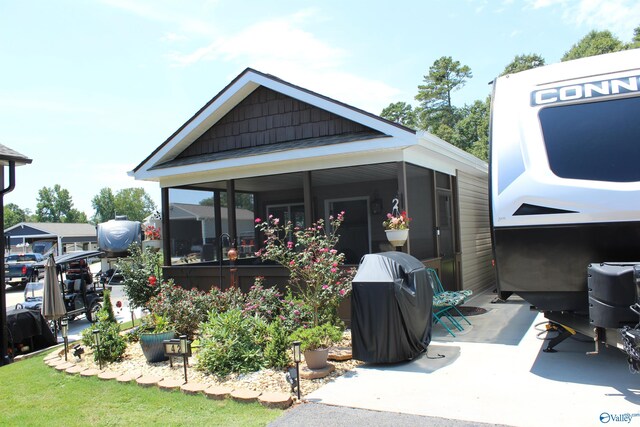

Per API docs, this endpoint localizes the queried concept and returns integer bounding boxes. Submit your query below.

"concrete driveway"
[307,291,640,427]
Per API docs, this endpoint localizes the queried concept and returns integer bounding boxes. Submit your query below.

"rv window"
[539,96,640,182]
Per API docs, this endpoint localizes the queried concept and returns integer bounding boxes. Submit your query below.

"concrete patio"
[307,291,640,426]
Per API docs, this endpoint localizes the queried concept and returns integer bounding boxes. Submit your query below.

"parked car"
[4,253,45,287]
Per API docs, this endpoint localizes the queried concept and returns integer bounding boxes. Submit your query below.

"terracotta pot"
[385,229,409,247]
[139,331,176,363]
[304,348,329,369]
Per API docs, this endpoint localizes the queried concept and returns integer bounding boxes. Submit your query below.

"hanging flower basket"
[143,240,162,252]
[385,229,409,247]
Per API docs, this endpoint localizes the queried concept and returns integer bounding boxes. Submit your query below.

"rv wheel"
[86,301,102,323]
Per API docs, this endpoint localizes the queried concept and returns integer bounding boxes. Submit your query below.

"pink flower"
[339,289,346,296]
[273,218,280,225]
[332,262,338,267]
[322,284,329,290]
[287,241,294,249]
[289,260,295,266]
[331,268,337,273]
[255,218,262,223]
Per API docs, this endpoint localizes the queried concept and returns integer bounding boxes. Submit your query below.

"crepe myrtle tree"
[255,212,355,327]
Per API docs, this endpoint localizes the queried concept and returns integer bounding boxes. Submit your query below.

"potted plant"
[291,323,343,369]
[138,314,176,363]
[142,224,162,251]
[383,210,411,247]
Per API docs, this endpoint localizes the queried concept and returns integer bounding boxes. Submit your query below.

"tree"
[91,188,116,223]
[113,188,156,223]
[415,56,472,132]
[453,97,490,159]
[380,102,417,128]
[501,53,545,76]
[198,192,254,211]
[4,203,27,228]
[35,184,86,223]
[631,25,640,48]
[562,30,625,61]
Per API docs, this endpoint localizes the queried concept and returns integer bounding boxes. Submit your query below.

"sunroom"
[131,69,493,299]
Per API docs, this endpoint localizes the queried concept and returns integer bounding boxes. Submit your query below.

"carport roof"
[4,222,97,239]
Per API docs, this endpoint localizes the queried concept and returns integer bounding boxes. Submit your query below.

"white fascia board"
[416,131,487,176]
[156,139,411,188]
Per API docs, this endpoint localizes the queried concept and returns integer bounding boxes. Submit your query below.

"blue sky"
[1,0,639,219]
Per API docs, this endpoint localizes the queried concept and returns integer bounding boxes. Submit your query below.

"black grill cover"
[351,252,433,363]
[6,308,57,352]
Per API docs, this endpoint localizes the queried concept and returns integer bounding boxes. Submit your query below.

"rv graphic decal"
[531,74,640,106]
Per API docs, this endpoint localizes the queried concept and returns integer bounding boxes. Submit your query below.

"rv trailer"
[490,49,640,368]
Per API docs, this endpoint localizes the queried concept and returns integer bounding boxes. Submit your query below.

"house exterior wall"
[456,170,495,294]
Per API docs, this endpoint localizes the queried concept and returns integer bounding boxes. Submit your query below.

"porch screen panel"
[405,164,436,260]
[235,192,257,259]
[168,188,217,263]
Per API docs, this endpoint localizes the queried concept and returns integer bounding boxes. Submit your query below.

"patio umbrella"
[42,254,66,323]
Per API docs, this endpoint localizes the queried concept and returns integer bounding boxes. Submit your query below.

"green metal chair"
[427,268,472,337]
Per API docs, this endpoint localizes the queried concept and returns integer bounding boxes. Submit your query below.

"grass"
[0,353,283,427]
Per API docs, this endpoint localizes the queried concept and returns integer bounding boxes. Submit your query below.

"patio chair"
[427,268,472,336]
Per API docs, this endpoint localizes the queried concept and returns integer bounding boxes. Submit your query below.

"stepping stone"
[136,375,163,387]
[158,379,183,391]
[44,352,60,361]
[66,365,85,375]
[80,368,101,377]
[258,392,293,409]
[181,382,207,395]
[230,389,261,403]
[47,358,66,367]
[300,363,335,380]
[117,372,142,383]
[204,385,234,400]
[55,362,75,371]
[328,346,352,361]
[98,370,121,380]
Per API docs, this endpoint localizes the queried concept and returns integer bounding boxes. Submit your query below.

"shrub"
[278,293,313,334]
[290,323,343,351]
[197,309,267,377]
[118,243,163,310]
[214,286,245,313]
[264,317,291,370]
[81,321,127,364]
[98,289,117,324]
[147,281,213,339]
[255,213,356,327]
[243,277,282,323]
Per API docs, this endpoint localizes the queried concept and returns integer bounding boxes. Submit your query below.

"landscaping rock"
[258,391,293,409]
[46,358,65,367]
[328,346,352,361]
[117,372,142,383]
[44,352,60,361]
[136,375,163,387]
[55,362,75,371]
[158,379,184,391]
[181,382,207,395]
[65,365,85,375]
[300,363,335,380]
[98,370,121,380]
[204,385,234,400]
[80,368,101,377]
[230,388,261,403]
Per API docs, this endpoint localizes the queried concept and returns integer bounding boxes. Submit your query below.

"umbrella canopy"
[42,255,66,321]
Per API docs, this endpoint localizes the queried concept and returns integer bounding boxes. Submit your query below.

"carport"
[4,222,98,256]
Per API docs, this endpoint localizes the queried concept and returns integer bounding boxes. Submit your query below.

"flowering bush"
[147,280,215,339]
[255,212,355,327]
[242,277,283,323]
[383,210,411,230]
[118,243,163,310]
[143,224,161,240]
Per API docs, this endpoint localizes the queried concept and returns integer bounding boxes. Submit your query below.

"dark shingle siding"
[176,86,381,159]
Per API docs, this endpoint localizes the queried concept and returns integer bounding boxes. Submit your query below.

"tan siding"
[457,170,495,294]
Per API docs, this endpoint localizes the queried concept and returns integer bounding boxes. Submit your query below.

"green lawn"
[0,353,283,427]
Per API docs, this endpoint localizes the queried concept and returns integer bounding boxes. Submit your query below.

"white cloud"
[161,32,188,42]
[526,0,640,36]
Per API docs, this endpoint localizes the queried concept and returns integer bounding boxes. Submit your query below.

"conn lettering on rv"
[531,75,640,106]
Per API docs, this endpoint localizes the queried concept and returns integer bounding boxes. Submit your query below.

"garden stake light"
[292,340,301,400]
[93,329,102,370]
[61,318,68,361]
[180,335,189,383]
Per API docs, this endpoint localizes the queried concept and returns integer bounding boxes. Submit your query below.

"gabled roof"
[131,68,417,181]
[5,222,97,238]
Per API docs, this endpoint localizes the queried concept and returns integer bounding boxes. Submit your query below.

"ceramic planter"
[142,240,162,252]
[385,229,409,247]
[304,348,329,369]
[139,331,176,363]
